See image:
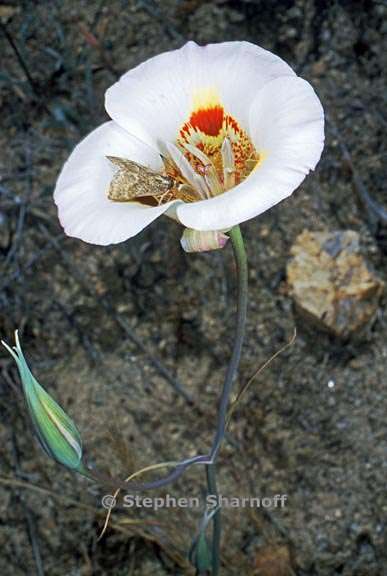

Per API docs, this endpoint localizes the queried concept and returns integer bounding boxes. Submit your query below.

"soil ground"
[0,1,386,575]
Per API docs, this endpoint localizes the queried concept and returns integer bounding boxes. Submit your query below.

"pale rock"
[287,230,384,338]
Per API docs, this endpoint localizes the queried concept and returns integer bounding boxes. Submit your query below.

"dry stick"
[226,329,297,428]
[5,141,33,268]
[0,21,39,95]
[327,114,387,227]
[38,223,195,406]
[4,197,28,268]
[0,21,51,116]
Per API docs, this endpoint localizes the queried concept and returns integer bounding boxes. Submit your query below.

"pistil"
[221,138,236,191]
[182,143,223,197]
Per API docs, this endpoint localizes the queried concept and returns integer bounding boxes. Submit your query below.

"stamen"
[221,137,236,190]
[182,142,214,168]
[166,142,210,199]
[182,143,223,197]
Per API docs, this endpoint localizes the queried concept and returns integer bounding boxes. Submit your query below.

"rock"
[287,230,384,338]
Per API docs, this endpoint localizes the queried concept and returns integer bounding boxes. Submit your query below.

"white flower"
[54,41,324,246]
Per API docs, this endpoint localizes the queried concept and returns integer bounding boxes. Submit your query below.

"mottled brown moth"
[106,156,196,204]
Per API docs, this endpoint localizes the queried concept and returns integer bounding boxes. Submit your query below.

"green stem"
[206,225,248,574]
[206,464,221,576]
[210,225,248,459]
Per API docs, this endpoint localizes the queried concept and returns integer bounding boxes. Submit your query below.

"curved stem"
[210,225,248,459]
[83,453,211,493]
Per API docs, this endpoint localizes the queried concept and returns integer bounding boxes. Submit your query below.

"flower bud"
[189,531,212,572]
[2,331,85,472]
[180,228,229,253]
[188,506,219,571]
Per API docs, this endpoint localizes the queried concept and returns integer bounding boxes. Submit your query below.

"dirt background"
[1,1,387,575]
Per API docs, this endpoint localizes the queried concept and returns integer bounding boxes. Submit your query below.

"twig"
[0,21,51,115]
[4,199,27,267]
[4,140,33,268]
[327,113,387,229]
[226,329,297,427]
[0,21,39,96]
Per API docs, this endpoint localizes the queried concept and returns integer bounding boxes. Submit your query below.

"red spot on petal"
[225,115,241,135]
[189,105,224,136]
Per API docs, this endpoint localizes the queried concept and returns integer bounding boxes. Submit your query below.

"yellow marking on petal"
[192,87,221,111]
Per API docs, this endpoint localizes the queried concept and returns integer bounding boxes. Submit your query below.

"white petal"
[105,41,296,146]
[54,122,177,245]
[176,76,324,231]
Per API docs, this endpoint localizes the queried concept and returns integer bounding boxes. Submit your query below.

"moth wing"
[107,170,138,202]
[106,156,172,201]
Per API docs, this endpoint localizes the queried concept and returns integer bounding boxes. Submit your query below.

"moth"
[106,156,196,204]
